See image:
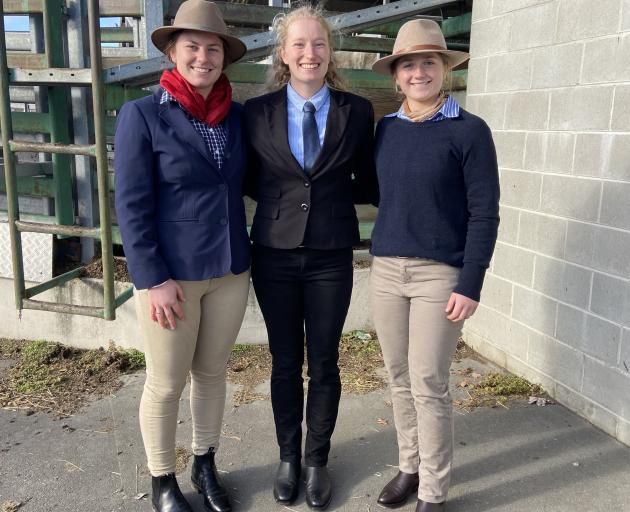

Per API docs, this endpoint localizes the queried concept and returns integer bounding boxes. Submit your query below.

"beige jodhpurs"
[370,257,463,504]
[135,271,250,476]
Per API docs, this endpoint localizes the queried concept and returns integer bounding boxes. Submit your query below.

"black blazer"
[244,86,377,250]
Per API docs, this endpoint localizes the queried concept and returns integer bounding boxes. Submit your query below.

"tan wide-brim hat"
[372,19,469,75]
[151,0,247,63]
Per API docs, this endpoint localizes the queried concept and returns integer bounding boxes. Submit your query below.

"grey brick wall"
[465,0,630,446]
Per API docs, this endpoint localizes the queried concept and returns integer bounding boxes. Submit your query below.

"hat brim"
[151,25,247,64]
[372,48,469,75]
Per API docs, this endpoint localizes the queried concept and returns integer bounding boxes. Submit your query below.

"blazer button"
[301,203,309,212]
[219,184,227,191]
[219,218,228,226]
[303,181,310,188]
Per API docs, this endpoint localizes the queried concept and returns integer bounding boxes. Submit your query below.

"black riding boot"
[151,473,193,512]
[191,448,232,512]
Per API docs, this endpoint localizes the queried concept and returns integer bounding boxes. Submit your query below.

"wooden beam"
[7,52,47,69]
[2,0,43,14]
[101,27,134,44]
[363,19,414,37]
[0,175,55,197]
[11,112,51,133]
[214,2,288,26]
[441,12,471,38]
[104,84,150,111]
[99,0,143,17]
[337,36,393,54]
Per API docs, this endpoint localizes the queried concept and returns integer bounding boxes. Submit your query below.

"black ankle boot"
[273,460,301,504]
[303,466,332,510]
[151,473,193,512]
[191,448,231,512]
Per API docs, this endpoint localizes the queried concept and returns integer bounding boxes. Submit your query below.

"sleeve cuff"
[453,263,487,302]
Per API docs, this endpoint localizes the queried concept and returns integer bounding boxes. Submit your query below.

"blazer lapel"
[310,90,351,176]
[157,96,214,166]
[264,87,304,175]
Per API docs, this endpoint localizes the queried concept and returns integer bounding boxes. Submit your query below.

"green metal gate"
[0,0,132,319]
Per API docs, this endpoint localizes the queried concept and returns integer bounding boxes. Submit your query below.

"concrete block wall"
[465,0,630,445]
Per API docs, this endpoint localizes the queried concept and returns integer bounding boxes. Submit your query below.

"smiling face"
[169,30,225,99]
[394,52,448,111]
[280,17,331,98]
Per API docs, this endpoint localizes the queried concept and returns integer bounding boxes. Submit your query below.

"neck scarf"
[402,92,447,123]
[160,68,232,126]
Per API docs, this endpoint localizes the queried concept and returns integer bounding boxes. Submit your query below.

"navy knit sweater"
[371,109,500,301]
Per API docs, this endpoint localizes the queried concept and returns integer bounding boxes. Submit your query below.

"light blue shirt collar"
[385,94,460,122]
[287,82,330,113]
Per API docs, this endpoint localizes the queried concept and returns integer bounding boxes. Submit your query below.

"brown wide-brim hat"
[151,0,247,63]
[372,19,469,75]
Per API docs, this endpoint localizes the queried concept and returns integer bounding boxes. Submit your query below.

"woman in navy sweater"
[369,20,500,512]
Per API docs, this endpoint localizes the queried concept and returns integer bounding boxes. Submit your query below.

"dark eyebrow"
[182,38,221,47]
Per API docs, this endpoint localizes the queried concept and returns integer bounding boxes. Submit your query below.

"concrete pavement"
[2,353,630,512]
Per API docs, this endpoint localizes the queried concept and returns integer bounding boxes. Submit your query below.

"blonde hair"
[267,5,347,91]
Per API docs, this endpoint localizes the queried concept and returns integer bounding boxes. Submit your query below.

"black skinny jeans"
[251,244,353,467]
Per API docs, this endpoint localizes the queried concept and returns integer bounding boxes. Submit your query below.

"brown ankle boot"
[377,471,419,507]
[416,498,445,511]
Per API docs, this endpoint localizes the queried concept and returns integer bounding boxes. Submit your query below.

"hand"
[445,292,478,323]
[148,279,186,330]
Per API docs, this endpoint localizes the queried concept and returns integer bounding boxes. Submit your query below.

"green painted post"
[43,0,74,227]
[0,1,26,310]
[87,0,116,320]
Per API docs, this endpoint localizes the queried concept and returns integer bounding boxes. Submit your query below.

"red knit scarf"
[160,68,232,126]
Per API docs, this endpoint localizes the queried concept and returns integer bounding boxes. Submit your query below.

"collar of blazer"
[154,89,233,178]
[263,85,351,179]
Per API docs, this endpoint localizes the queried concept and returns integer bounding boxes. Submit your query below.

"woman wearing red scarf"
[114,2,250,511]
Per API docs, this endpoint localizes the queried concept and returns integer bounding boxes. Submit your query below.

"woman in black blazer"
[243,6,377,510]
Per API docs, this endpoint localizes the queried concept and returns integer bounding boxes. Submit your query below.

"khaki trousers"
[370,257,463,503]
[135,271,250,476]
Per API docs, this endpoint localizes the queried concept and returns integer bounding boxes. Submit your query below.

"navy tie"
[302,101,320,173]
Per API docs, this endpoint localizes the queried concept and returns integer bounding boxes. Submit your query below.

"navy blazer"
[114,89,250,290]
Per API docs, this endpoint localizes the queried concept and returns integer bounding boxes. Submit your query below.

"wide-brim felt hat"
[151,0,247,63]
[372,19,469,75]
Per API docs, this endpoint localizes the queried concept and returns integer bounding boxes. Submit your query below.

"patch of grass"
[226,331,387,406]
[0,339,145,417]
[227,345,271,406]
[453,369,547,412]
[0,339,25,359]
[338,331,385,394]
[231,343,257,355]
[477,372,542,396]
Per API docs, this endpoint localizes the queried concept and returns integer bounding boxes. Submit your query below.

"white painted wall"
[465,0,630,446]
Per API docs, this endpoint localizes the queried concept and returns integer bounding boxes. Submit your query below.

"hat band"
[393,44,447,56]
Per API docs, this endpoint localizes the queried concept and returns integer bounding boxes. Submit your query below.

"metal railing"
[0,0,133,320]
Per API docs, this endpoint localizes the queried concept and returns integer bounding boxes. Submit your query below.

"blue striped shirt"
[385,94,460,123]
[160,90,227,168]
[286,83,330,170]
